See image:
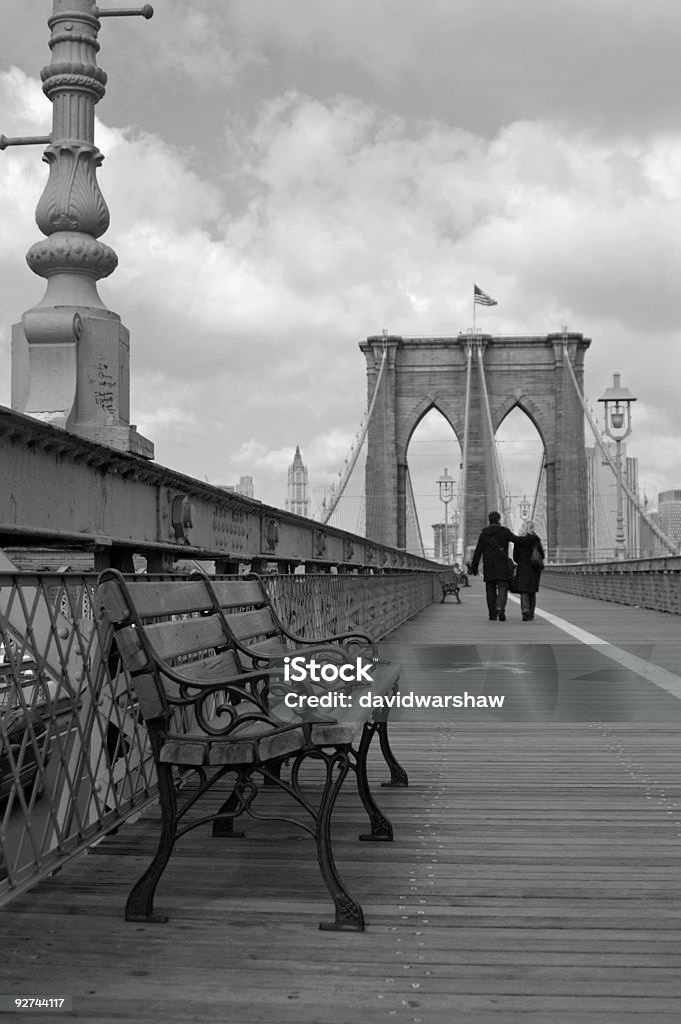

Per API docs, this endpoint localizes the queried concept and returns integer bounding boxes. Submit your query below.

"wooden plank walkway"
[1,584,680,1022]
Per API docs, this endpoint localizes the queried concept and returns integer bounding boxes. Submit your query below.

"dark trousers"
[485,581,509,617]
[520,592,536,617]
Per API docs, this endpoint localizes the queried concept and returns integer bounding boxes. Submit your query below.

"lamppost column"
[7,0,155,457]
[614,439,625,559]
[443,502,449,563]
[437,468,455,565]
[598,373,636,562]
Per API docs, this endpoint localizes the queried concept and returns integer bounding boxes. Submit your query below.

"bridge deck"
[1,585,680,1023]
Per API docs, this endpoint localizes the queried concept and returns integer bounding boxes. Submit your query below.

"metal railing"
[0,570,440,905]
[0,573,154,904]
[542,556,681,614]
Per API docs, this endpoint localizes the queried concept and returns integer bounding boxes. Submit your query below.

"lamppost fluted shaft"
[598,373,636,560]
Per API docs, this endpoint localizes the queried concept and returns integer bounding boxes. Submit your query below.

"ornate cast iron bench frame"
[97,570,406,932]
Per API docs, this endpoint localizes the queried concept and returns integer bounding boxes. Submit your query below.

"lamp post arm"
[0,135,51,150]
[96,4,154,16]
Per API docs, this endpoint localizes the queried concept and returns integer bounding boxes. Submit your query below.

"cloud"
[217,0,681,138]
[2,58,681,521]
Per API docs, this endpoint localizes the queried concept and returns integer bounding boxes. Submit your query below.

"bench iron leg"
[125,761,176,923]
[262,758,283,786]
[377,721,409,787]
[354,723,393,842]
[316,750,365,932]
[212,780,246,838]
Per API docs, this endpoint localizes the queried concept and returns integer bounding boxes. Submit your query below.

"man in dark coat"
[469,511,522,621]
[512,521,545,621]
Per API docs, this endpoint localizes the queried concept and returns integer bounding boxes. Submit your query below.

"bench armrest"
[278,627,378,656]
[152,660,269,692]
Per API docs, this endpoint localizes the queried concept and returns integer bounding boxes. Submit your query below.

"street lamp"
[598,372,637,559]
[519,496,531,523]
[437,468,455,563]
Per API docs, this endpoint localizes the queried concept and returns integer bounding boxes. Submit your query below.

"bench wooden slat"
[210,580,264,609]
[246,637,288,658]
[179,649,242,681]
[126,580,214,618]
[143,615,228,661]
[226,608,279,643]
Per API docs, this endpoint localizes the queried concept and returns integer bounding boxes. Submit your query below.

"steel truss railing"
[542,556,681,614]
[0,570,440,906]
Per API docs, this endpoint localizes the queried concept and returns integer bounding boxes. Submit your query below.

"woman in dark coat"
[512,521,545,621]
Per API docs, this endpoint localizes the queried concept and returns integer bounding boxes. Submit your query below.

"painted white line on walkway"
[507,596,681,700]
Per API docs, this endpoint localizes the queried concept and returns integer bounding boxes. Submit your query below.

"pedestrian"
[469,511,521,621]
[453,562,469,587]
[512,521,545,621]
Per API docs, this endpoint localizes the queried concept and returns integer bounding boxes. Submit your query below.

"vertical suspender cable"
[476,344,513,524]
[458,342,473,559]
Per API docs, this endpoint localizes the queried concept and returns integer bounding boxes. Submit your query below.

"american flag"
[474,284,498,306]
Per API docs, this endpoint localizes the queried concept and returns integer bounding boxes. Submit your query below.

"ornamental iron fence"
[0,570,440,905]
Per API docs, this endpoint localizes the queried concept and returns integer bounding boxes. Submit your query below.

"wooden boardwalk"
[1,585,680,1022]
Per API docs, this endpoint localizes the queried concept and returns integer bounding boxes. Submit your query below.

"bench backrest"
[97,570,288,722]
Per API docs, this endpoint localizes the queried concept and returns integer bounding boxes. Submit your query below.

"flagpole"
[472,286,476,330]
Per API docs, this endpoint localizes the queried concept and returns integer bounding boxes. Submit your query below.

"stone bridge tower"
[360,332,591,561]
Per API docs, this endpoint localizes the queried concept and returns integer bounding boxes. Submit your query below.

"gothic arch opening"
[406,407,462,561]
[495,405,545,533]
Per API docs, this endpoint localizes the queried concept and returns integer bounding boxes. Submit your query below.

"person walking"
[512,521,545,621]
[469,511,521,621]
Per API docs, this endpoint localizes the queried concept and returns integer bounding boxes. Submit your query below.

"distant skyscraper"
[586,442,639,559]
[639,506,665,558]
[658,489,681,548]
[220,475,255,499]
[431,521,457,563]
[235,475,254,498]
[286,446,310,517]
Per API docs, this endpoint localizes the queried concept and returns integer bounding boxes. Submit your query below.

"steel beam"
[0,406,439,572]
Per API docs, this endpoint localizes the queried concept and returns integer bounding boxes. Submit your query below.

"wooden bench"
[97,569,405,932]
[440,575,462,604]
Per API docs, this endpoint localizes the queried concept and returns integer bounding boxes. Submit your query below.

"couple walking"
[469,511,544,622]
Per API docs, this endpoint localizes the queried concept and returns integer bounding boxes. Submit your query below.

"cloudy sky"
[2,1,681,549]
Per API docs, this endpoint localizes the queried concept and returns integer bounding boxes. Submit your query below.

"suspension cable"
[405,466,426,557]
[530,457,545,521]
[476,344,513,523]
[458,341,473,558]
[321,339,388,525]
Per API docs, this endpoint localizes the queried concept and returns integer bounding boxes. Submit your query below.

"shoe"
[498,611,506,621]
[522,613,530,621]
[488,613,497,620]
